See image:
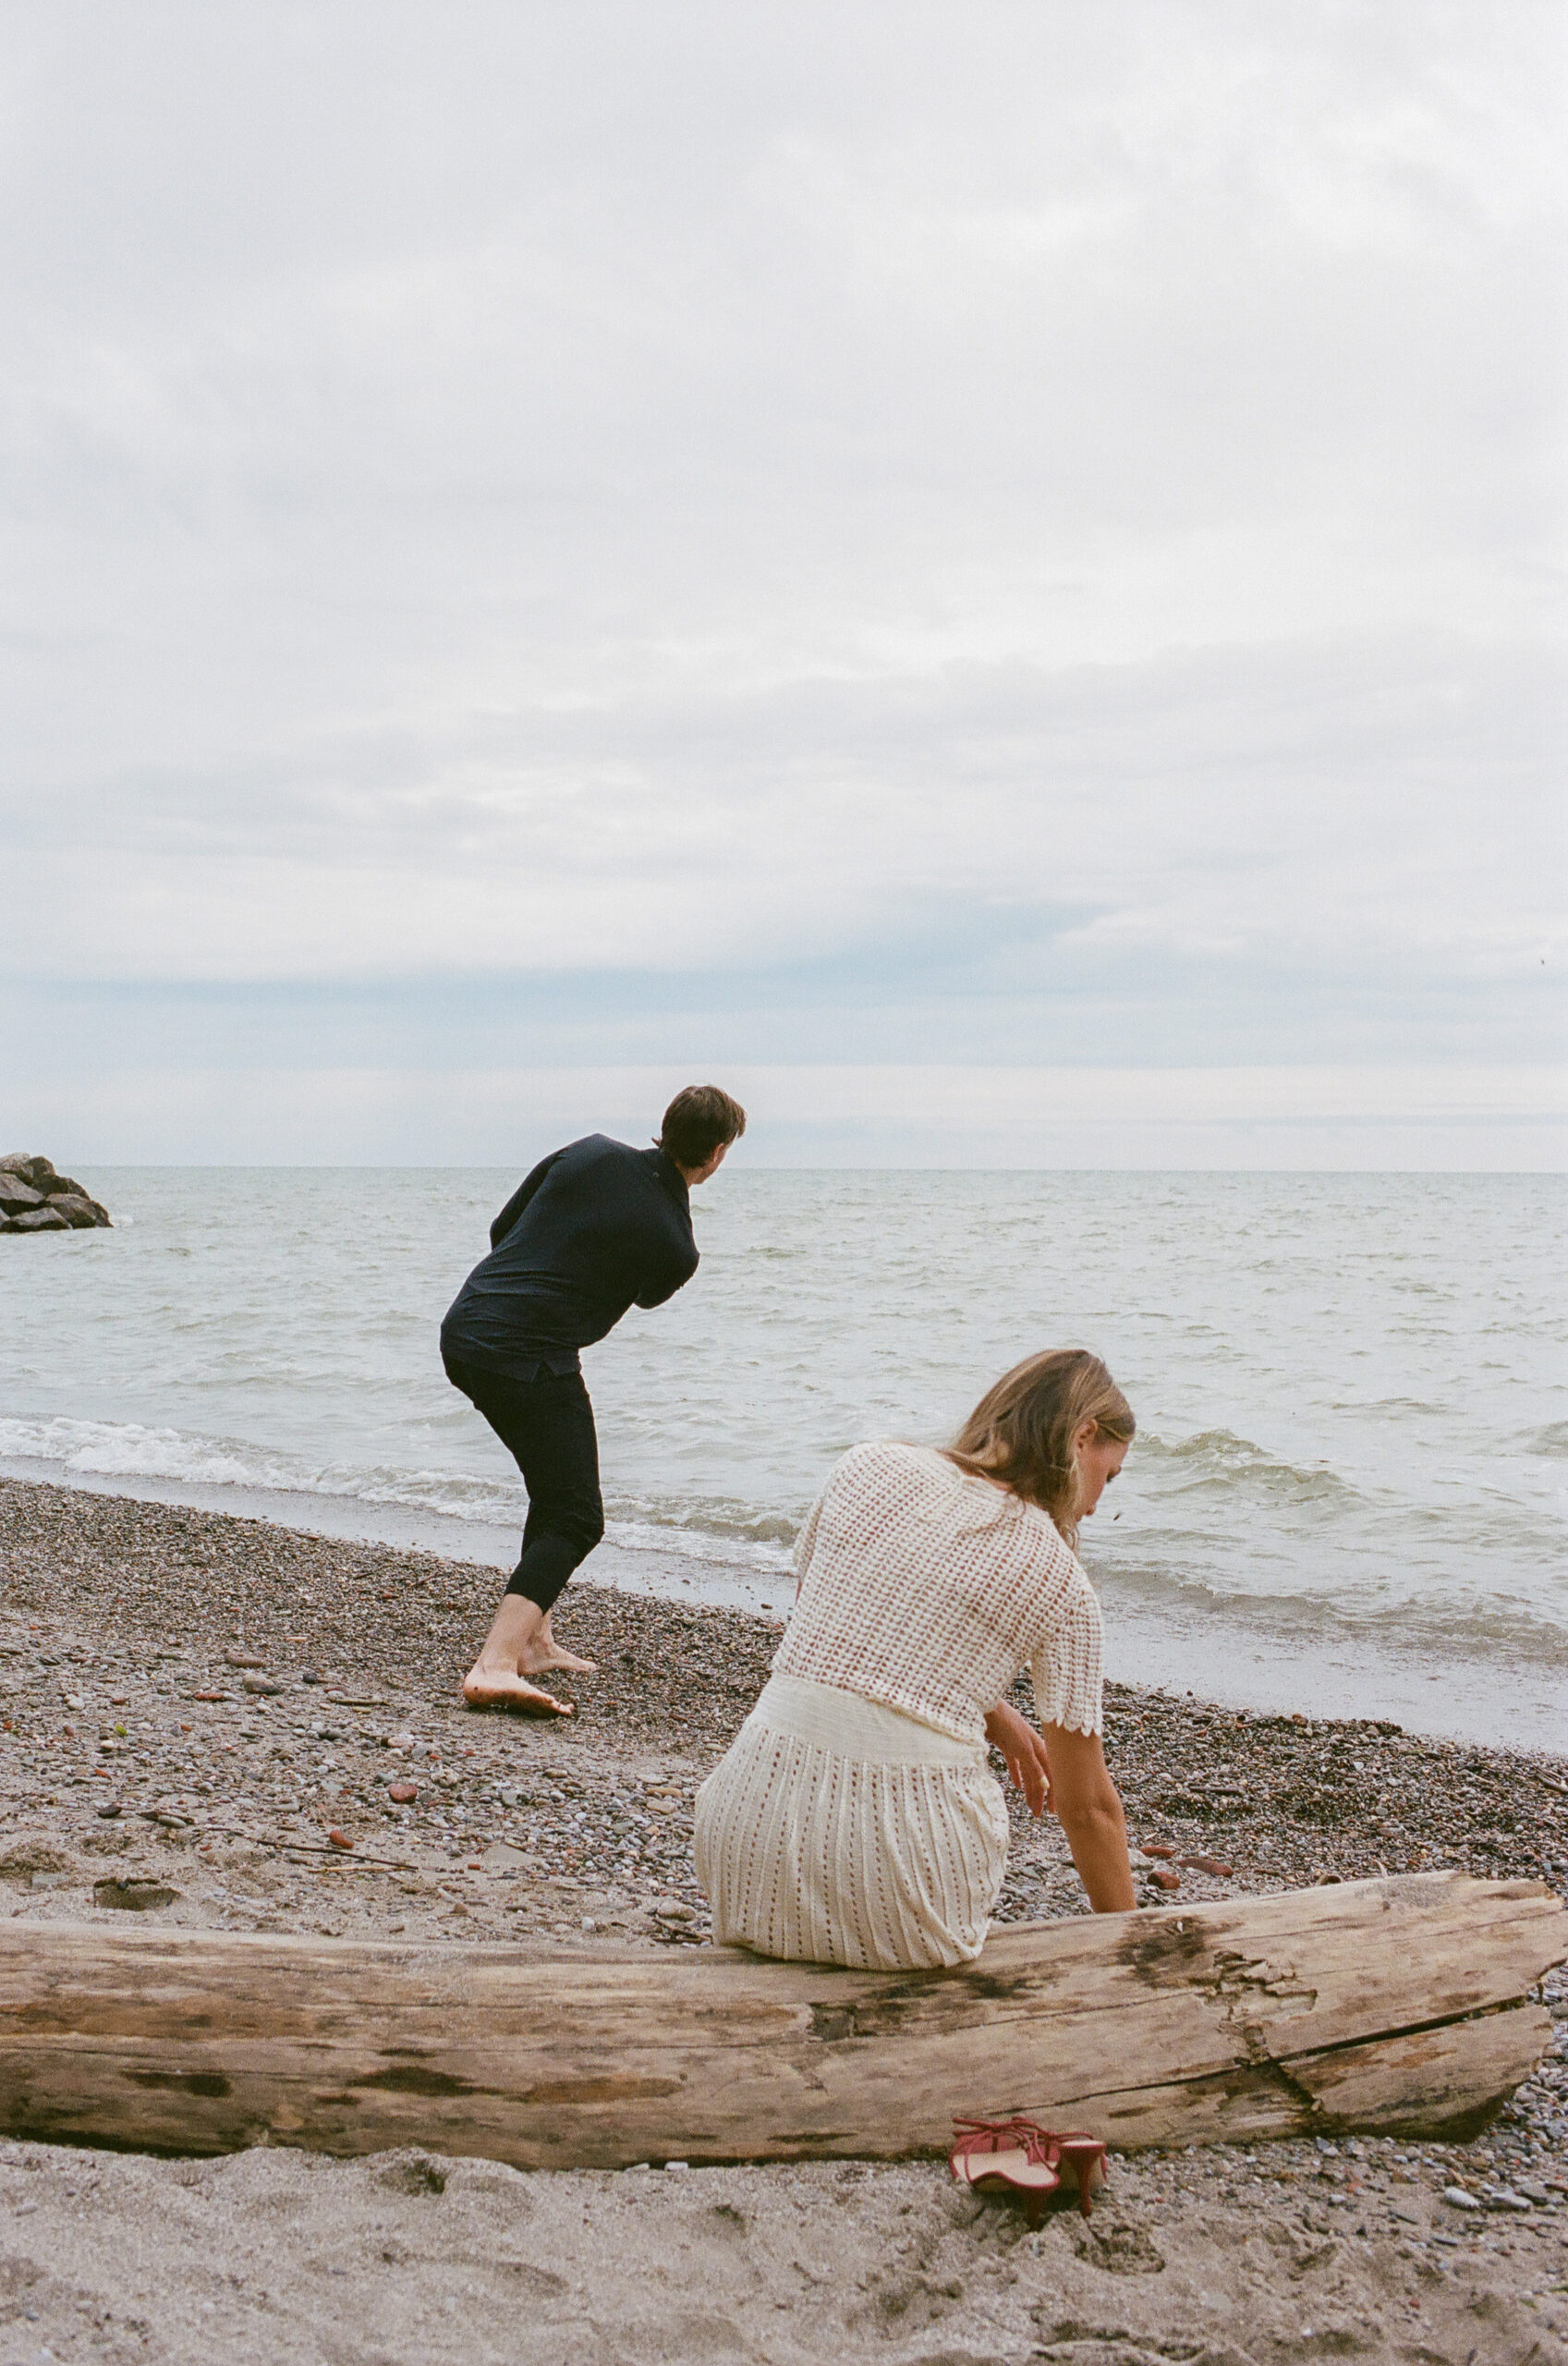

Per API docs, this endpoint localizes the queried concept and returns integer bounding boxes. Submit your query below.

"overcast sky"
[2,3,1563,1164]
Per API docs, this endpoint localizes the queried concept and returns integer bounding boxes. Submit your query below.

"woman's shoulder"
[832,1429,955,1467]
[830,1442,1064,1518]
[828,1440,956,1493]
[821,1445,1094,1577]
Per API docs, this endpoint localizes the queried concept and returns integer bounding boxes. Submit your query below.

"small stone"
[1149,1867,1182,1891]
[652,1902,698,1924]
[386,1733,415,1753]
[1441,2187,1480,2210]
[326,1827,354,1850]
[388,1782,419,1804]
[300,1671,324,1686]
[64,1694,84,1711]
[95,1802,121,1819]
[189,1691,230,1703]
[241,1676,282,1696]
[1141,1842,1179,1859]
[1481,2186,1533,2213]
[1181,1855,1234,1876]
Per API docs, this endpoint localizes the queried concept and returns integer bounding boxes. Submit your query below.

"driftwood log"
[0,1873,1560,2168]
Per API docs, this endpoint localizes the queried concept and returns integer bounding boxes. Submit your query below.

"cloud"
[7,1060,1562,1171]
[0,3,1562,1147]
[5,634,1559,1037]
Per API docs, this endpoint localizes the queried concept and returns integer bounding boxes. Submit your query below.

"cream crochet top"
[774,1442,1104,1745]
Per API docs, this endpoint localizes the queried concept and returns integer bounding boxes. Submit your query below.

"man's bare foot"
[461,1663,573,1717]
[519,1615,597,1677]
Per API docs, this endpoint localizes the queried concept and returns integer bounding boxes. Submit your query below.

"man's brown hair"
[658,1084,748,1170]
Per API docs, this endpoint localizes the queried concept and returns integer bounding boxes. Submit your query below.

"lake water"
[2,1167,1563,1747]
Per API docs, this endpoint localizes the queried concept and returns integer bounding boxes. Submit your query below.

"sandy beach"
[2,1474,1566,2364]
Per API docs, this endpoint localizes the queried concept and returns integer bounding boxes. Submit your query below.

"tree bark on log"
[0,1872,1561,2168]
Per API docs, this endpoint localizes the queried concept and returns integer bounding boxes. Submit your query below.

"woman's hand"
[983,1700,1053,1817]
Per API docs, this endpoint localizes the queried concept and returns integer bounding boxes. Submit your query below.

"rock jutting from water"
[0,1153,112,1234]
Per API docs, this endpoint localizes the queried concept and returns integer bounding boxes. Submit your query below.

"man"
[440,1083,747,1715]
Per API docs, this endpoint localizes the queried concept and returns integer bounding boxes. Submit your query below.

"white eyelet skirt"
[694,1674,1010,1970]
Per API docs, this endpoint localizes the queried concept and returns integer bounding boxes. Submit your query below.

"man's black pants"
[443,1355,604,1613]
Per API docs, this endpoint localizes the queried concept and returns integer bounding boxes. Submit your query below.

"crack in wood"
[1034,1991,1547,2133]
[124,2069,232,2099]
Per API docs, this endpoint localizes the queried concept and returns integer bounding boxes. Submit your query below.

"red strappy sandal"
[1039,2129,1109,2218]
[948,2117,1061,2226]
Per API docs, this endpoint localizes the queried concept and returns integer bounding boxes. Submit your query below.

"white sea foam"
[0,1414,797,1578]
[0,1416,264,1489]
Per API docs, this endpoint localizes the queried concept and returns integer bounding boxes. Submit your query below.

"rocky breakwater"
[0,1153,111,1234]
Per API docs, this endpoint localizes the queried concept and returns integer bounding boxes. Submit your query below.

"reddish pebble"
[1149,1866,1182,1891]
[1181,1855,1234,1877]
[387,1781,419,1804]
[326,1827,354,1850]
[1141,1842,1179,1859]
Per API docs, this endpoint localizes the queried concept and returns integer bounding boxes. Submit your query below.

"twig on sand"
[191,1825,424,1873]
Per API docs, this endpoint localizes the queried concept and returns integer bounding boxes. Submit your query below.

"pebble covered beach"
[2,1474,1567,2364]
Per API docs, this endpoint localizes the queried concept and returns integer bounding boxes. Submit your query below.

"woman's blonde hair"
[944,1348,1135,1543]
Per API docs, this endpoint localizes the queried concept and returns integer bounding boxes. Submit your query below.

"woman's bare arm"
[1039,1722,1136,1912]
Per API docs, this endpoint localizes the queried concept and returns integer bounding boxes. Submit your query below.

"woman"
[695,1349,1137,1970]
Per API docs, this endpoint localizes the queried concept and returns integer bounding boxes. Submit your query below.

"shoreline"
[4,1472,1566,1914]
[2,1475,1567,2363]
[4,1455,1559,1750]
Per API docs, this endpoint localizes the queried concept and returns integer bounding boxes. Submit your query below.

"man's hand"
[983,1700,1053,1817]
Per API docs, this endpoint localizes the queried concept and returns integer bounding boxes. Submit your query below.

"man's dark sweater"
[440,1135,698,1382]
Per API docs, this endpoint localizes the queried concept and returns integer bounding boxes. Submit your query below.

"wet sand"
[2,1477,1566,2364]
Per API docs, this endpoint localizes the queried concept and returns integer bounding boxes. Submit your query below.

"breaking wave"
[1135,1428,1359,1506]
[0,1415,798,1575]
